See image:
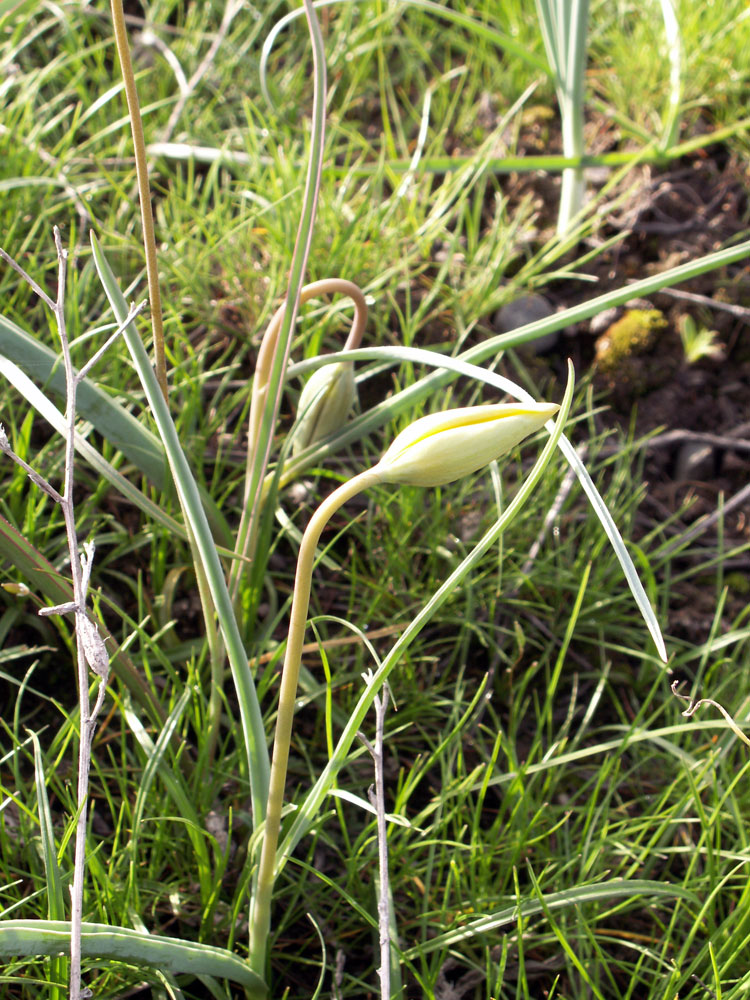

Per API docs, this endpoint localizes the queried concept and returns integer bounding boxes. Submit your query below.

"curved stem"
[248,467,381,972]
[249,279,367,465]
[232,0,327,620]
[231,279,367,602]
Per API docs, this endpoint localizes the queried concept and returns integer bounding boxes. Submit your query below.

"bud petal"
[374,402,559,487]
[291,362,357,455]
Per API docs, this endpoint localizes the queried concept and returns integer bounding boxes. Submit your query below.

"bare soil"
[521,146,750,642]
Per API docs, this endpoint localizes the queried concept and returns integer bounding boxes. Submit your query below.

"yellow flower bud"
[374,402,559,487]
[291,362,357,456]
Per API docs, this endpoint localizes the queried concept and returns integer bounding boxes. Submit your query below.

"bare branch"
[0,244,56,310]
[360,673,396,1000]
[0,424,65,504]
[77,299,148,382]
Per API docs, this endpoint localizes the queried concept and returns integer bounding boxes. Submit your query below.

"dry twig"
[0,228,140,999]
[359,675,396,1000]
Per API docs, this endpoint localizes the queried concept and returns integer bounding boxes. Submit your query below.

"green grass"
[1,0,750,997]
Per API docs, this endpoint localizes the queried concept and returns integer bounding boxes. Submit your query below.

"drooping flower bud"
[291,362,357,455]
[373,402,559,487]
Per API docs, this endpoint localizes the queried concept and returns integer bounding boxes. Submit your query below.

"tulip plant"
[249,398,562,965]
[4,1,750,997]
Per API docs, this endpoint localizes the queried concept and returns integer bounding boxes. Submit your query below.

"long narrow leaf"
[0,920,265,995]
[657,0,683,149]
[149,121,750,176]
[90,233,270,826]
[535,0,590,234]
[402,879,697,957]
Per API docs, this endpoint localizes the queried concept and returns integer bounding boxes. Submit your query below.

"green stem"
[248,467,382,973]
[190,527,223,768]
[110,0,168,400]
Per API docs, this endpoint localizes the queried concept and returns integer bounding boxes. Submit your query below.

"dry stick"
[597,428,750,457]
[249,623,405,668]
[634,282,750,320]
[645,428,750,454]
[359,679,394,1000]
[671,679,750,750]
[0,229,112,1000]
[661,480,750,558]
[110,0,168,401]
[50,230,110,1000]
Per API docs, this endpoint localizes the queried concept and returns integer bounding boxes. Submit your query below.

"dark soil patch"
[516,146,750,644]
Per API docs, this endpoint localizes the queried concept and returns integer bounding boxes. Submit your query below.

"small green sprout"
[678,314,724,364]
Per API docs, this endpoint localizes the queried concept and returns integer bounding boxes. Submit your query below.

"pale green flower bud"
[374,402,559,487]
[291,361,357,455]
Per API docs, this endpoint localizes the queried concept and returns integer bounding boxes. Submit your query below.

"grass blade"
[90,232,269,826]
[124,694,213,906]
[657,0,683,149]
[403,878,698,958]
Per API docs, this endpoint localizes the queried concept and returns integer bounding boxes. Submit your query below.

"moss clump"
[595,309,668,374]
[595,309,675,399]
[726,572,750,597]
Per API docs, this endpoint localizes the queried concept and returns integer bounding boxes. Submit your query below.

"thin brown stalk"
[110,0,168,400]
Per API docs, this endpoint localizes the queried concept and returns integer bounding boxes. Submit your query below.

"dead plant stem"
[0,229,112,1000]
[361,681,394,1000]
[110,0,168,400]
